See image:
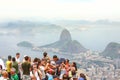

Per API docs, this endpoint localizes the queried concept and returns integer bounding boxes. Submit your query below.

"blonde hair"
[2,70,8,78]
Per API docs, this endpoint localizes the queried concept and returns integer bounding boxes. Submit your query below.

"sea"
[0,36,71,61]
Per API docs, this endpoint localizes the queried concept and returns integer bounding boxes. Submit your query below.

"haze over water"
[0,0,120,58]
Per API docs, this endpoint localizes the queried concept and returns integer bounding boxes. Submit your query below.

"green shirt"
[11,74,19,80]
[12,62,18,73]
[22,62,31,75]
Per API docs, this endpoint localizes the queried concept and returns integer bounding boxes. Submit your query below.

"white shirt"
[30,70,41,80]
[0,77,9,80]
[15,57,20,63]
[39,66,45,79]
[0,59,5,69]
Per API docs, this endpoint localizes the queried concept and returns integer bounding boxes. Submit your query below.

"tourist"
[15,53,20,64]
[0,58,5,70]
[0,70,9,80]
[21,56,31,80]
[10,68,19,80]
[30,63,42,80]
[6,55,12,78]
[12,57,19,79]
[71,62,77,79]
[38,60,46,80]
[43,52,50,62]
[59,63,66,80]
[53,55,65,65]
[78,73,87,80]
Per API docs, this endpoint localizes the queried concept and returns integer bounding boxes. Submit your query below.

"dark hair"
[73,62,77,71]
[16,53,20,55]
[80,73,87,80]
[8,55,12,60]
[63,74,69,80]
[25,56,29,61]
[12,57,16,62]
[43,52,47,57]
[33,57,38,62]
[53,55,57,58]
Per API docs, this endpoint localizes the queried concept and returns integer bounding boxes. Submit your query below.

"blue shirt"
[78,77,84,80]
[47,73,53,80]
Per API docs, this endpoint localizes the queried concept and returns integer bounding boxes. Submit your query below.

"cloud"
[0,20,63,36]
[0,28,20,35]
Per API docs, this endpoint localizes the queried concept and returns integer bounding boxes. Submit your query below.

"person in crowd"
[33,57,39,65]
[0,70,9,80]
[22,55,27,62]
[37,60,46,80]
[30,63,42,80]
[43,52,50,62]
[12,57,18,74]
[52,55,66,77]
[12,57,19,80]
[10,68,19,80]
[70,62,77,79]
[46,69,54,80]
[53,55,65,65]
[78,73,87,80]
[15,53,21,80]
[0,58,5,70]
[6,55,12,78]
[59,63,67,80]
[21,56,31,80]
[64,59,70,78]
[15,53,20,64]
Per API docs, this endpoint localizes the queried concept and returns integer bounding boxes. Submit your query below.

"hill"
[17,41,33,48]
[101,42,120,59]
[40,29,87,53]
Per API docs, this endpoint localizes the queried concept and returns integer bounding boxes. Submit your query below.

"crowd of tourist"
[0,52,87,80]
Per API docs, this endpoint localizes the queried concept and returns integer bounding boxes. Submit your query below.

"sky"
[0,0,120,21]
[0,0,120,52]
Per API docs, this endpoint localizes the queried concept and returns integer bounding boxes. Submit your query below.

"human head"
[8,55,12,61]
[24,56,29,61]
[80,73,87,80]
[53,55,58,61]
[12,57,16,62]
[10,68,16,75]
[65,59,69,64]
[33,57,39,63]
[16,53,20,58]
[72,62,77,71]
[1,70,8,78]
[43,52,47,57]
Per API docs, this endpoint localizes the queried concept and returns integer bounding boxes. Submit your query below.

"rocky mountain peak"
[60,29,72,41]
